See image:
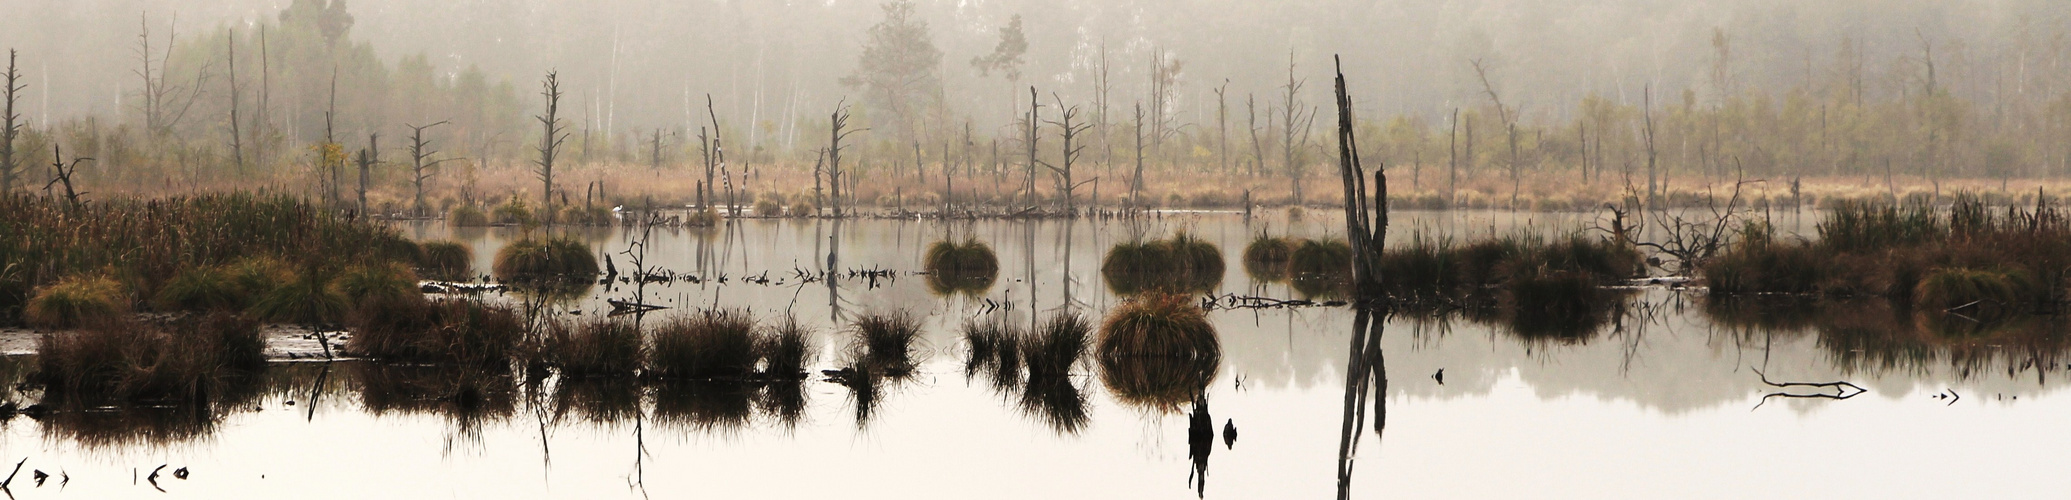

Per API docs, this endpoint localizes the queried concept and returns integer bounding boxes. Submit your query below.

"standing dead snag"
[354,133,379,214]
[1044,93,1094,213]
[227,30,244,173]
[1332,56,1385,302]
[828,99,862,217]
[1281,55,1317,205]
[1131,102,1147,209]
[0,49,22,192]
[406,121,453,217]
[536,71,570,226]
[1023,86,1041,209]
[44,145,89,208]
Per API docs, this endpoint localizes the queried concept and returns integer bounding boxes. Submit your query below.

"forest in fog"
[2,0,2070,208]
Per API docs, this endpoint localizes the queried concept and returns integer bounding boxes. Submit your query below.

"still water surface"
[2,210,2061,499]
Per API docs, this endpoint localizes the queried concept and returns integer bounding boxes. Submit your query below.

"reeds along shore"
[1704,193,2071,317]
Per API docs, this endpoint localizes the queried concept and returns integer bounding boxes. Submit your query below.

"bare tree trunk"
[356,133,378,215]
[0,50,22,192]
[228,30,244,174]
[537,71,569,227]
[407,121,450,217]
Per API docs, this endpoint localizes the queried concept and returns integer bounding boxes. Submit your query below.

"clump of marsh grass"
[153,266,250,312]
[24,275,129,330]
[1096,294,1220,412]
[846,311,925,376]
[541,316,645,378]
[1914,267,2031,318]
[1241,235,1295,281]
[448,205,491,226]
[754,198,783,217]
[1287,239,1353,298]
[34,312,266,404]
[788,200,815,217]
[1025,313,1090,378]
[649,310,759,380]
[923,239,1000,295]
[1102,232,1225,295]
[757,317,816,379]
[491,197,536,226]
[249,264,349,324]
[417,241,473,281]
[492,237,600,281]
[344,298,525,367]
[334,262,421,306]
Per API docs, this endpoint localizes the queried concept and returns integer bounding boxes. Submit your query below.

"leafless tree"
[44,144,90,208]
[536,71,571,226]
[133,13,211,137]
[227,30,244,173]
[354,133,378,214]
[406,121,453,216]
[0,49,23,191]
[828,99,863,217]
[1044,93,1094,212]
[1280,55,1317,204]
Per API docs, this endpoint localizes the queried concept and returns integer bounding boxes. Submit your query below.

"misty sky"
[3,0,2066,143]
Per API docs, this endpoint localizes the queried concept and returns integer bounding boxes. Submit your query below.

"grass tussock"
[153,266,249,312]
[649,310,759,380]
[418,241,473,281]
[758,317,816,378]
[1241,235,1295,281]
[448,204,491,226]
[847,311,924,376]
[962,319,1023,389]
[344,298,525,367]
[1096,294,1220,411]
[1704,193,2071,315]
[492,238,600,281]
[542,317,645,377]
[25,275,129,330]
[1288,239,1353,298]
[1102,232,1225,295]
[249,264,349,324]
[0,193,416,325]
[1379,230,1637,305]
[1026,313,1091,378]
[34,312,266,404]
[923,239,1000,295]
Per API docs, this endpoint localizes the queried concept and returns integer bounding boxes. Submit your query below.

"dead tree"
[1132,102,1147,208]
[1643,85,1659,208]
[1280,56,1317,204]
[536,71,570,226]
[1215,80,1230,175]
[227,30,244,173]
[1247,93,1266,178]
[1470,59,1520,208]
[406,121,453,216]
[705,94,726,212]
[44,145,89,208]
[649,129,667,170]
[354,133,379,214]
[1447,108,1459,202]
[828,100,862,217]
[133,13,210,137]
[1023,86,1041,209]
[1332,56,1386,302]
[1044,93,1094,213]
[0,49,22,192]
[811,149,827,215]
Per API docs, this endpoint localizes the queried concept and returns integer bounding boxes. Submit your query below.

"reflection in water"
[1336,307,1387,500]
[960,317,1093,434]
[1186,396,1214,498]
[353,363,517,451]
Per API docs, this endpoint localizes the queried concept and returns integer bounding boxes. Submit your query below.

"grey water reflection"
[0,211,2062,498]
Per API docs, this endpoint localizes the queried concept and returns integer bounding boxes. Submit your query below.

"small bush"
[418,241,473,281]
[788,200,815,217]
[25,275,128,330]
[754,199,783,217]
[491,197,536,226]
[650,310,759,380]
[493,238,600,281]
[449,205,490,226]
[685,207,721,227]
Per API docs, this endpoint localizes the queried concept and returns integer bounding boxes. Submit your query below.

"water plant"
[847,311,924,376]
[492,237,600,281]
[1025,312,1091,377]
[1102,232,1225,295]
[1096,293,1220,411]
[344,298,526,367]
[923,239,1000,295]
[542,316,645,377]
[448,204,491,226]
[34,312,266,404]
[1241,235,1294,281]
[418,241,473,281]
[153,266,247,312]
[758,317,816,378]
[24,275,128,329]
[649,310,759,380]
